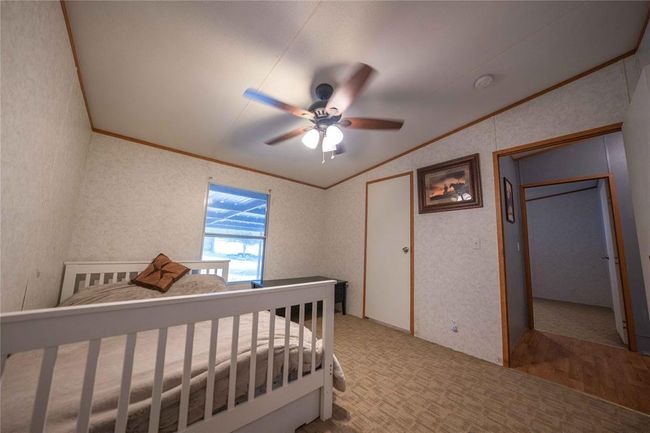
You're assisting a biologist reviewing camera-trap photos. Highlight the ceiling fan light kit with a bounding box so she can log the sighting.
[243,63,405,163]
[301,129,320,149]
[323,125,343,150]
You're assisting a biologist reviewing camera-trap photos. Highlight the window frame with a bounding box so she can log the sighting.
[200,180,270,283]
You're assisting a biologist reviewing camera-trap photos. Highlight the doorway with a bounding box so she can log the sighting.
[493,126,641,363]
[492,126,650,414]
[520,176,630,348]
[363,171,414,334]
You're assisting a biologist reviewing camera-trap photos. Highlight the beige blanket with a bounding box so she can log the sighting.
[1,276,345,433]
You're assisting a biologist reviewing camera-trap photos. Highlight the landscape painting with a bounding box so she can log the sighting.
[417,153,483,213]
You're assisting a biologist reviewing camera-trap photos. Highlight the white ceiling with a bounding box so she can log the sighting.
[66,1,649,188]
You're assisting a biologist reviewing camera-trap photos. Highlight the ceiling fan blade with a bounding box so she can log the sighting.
[244,89,314,120]
[325,63,375,116]
[339,117,404,130]
[265,127,312,145]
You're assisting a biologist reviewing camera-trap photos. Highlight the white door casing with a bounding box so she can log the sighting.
[598,179,628,345]
[364,173,412,332]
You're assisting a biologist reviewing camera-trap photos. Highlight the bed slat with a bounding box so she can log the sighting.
[30,346,58,433]
[283,305,290,386]
[227,315,240,410]
[115,333,137,433]
[204,319,219,420]
[178,323,195,430]
[320,291,334,420]
[266,310,275,394]
[247,311,259,402]
[148,328,168,433]
[311,301,317,374]
[77,339,101,433]
[298,304,305,379]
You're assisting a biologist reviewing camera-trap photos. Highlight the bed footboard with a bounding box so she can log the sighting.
[1,280,335,433]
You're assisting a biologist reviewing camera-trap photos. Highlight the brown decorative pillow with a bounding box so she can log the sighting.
[131,254,190,293]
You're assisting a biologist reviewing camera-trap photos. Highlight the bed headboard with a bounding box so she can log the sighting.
[60,260,230,304]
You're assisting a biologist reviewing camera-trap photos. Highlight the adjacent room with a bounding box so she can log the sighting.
[526,177,626,348]
[2,2,650,432]
[504,133,639,347]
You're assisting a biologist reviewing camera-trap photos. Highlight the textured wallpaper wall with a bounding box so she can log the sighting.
[0,2,92,312]
[321,60,633,364]
[67,133,327,282]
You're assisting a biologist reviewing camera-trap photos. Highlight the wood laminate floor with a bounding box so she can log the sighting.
[299,315,650,432]
[511,329,650,416]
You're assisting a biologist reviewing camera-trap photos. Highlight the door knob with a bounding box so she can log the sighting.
[402,246,409,253]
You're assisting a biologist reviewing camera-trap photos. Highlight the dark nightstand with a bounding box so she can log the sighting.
[251,276,347,315]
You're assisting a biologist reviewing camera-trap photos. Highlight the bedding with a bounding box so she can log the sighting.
[60,273,229,306]
[1,277,345,433]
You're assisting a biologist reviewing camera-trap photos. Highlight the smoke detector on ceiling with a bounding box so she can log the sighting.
[474,74,494,89]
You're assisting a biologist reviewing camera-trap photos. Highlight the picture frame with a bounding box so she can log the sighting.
[503,177,515,223]
[416,153,483,214]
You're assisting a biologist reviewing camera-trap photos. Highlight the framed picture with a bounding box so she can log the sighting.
[503,177,515,223]
[416,153,482,214]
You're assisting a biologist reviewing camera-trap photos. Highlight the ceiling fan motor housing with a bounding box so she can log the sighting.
[314,83,334,101]
[309,83,340,126]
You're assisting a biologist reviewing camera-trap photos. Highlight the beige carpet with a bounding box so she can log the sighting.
[299,315,649,433]
[533,298,625,348]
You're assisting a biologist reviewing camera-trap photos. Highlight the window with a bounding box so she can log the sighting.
[202,184,269,282]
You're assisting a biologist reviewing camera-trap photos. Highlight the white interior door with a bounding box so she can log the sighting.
[365,174,412,332]
[598,180,628,345]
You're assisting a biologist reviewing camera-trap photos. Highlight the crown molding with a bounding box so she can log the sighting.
[60,0,93,128]
[92,128,327,190]
[324,49,635,189]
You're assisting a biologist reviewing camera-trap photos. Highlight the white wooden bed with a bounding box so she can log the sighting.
[0,260,335,433]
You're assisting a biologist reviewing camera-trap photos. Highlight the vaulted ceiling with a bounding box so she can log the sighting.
[65,1,649,188]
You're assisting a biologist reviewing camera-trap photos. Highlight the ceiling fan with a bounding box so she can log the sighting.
[243,63,404,162]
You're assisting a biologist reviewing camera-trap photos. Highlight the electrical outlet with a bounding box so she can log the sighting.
[471,238,481,250]
[451,320,458,333]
